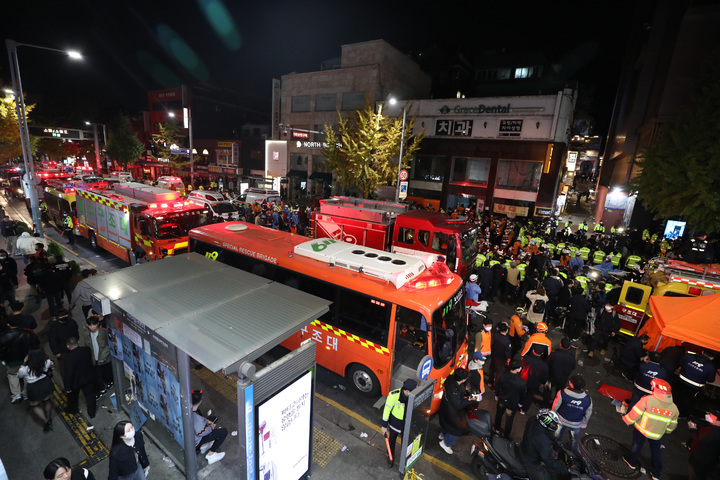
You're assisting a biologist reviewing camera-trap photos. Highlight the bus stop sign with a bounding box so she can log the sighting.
[416,355,433,381]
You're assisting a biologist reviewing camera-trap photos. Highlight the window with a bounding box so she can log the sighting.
[397,227,415,244]
[336,291,390,346]
[625,286,648,303]
[418,230,430,247]
[513,66,542,79]
[495,160,542,192]
[341,92,366,111]
[451,157,490,186]
[316,93,337,112]
[394,307,428,367]
[412,155,445,182]
[292,95,311,112]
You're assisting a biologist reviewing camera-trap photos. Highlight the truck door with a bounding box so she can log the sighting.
[615,281,653,336]
[135,215,154,257]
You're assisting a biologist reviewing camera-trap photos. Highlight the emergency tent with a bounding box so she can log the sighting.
[639,294,720,352]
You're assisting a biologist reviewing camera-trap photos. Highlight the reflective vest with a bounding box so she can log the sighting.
[605,282,614,294]
[623,394,678,440]
[593,250,606,265]
[610,226,617,234]
[650,233,658,243]
[555,243,565,256]
[39,201,48,212]
[382,389,407,433]
[63,216,73,229]
[579,247,591,261]
[626,255,641,268]
[517,263,527,281]
[578,223,588,231]
[612,253,622,267]
[594,224,605,232]
[642,229,650,241]
[521,333,552,359]
[568,246,577,257]
[559,271,567,280]
[575,275,589,294]
[476,329,492,356]
[488,260,500,268]
[545,244,555,256]
[475,253,486,268]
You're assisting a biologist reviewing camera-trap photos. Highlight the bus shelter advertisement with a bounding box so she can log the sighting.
[256,370,313,480]
[401,380,435,473]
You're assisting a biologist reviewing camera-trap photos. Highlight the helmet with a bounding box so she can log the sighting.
[537,409,560,431]
[576,251,582,256]
[536,322,548,333]
[469,274,478,282]
[651,378,672,394]
[515,307,527,316]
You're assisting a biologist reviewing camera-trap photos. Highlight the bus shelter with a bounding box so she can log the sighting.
[85,253,331,480]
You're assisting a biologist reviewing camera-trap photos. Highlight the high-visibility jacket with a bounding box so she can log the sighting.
[579,247,591,261]
[623,393,678,440]
[517,263,527,281]
[612,253,622,267]
[642,229,650,241]
[475,253,486,268]
[610,226,617,234]
[488,260,500,268]
[592,250,606,265]
[594,224,605,233]
[475,329,492,357]
[521,332,552,359]
[555,243,565,256]
[578,223,588,232]
[575,275,589,294]
[568,246,577,257]
[626,255,641,268]
[545,243,555,256]
[62,216,74,229]
[382,389,407,433]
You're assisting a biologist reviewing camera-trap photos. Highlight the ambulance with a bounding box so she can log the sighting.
[615,257,720,335]
[74,182,210,264]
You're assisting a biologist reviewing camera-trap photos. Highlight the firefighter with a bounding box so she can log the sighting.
[381,378,417,468]
[675,350,717,418]
[623,378,679,480]
[521,322,552,360]
[62,213,75,246]
[508,307,528,357]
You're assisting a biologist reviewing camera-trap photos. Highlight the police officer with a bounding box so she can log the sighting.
[680,232,715,264]
[676,349,717,418]
[381,378,417,468]
[62,213,75,246]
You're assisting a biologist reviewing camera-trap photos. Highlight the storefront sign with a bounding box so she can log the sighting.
[534,206,553,217]
[291,131,309,139]
[498,120,523,137]
[438,104,511,114]
[493,203,529,216]
[566,151,578,171]
[434,119,473,136]
[217,141,234,147]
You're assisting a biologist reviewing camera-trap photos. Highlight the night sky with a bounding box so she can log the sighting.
[3,0,639,130]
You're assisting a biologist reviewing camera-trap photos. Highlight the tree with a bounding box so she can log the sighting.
[630,54,720,235]
[105,114,145,167]
[151,121,189,172]
[0,95,37,164]
[323,103,422,199]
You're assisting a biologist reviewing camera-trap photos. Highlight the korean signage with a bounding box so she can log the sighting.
[566,151,578,171]
[265,140,288,177]
[438,104,511,114]
[498,120,523,137]
[291,131,310,139]
[434,119,473,137]
[28,126,84,140]
[493,203,529,216]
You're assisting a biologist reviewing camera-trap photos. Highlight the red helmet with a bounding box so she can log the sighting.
[651,378,672,394]
[536,322,548,333]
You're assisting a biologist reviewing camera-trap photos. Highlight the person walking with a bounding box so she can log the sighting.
[622,378,679,480]
[548,337,576,400]
[438,369,478,454]
[108,420,150,480]
[475,318,493,360]
[63,336,97,418]
[51,255,73,306]
[79,315,113,395]
[15,231,36,264]
[381,378,417,468]
[0,314,40,404]
[192,389,228,464]
[0,216,18,256]
[494,358,526,439]
[48,309,78,375]
[69,269,99,319]
[552,375,592,452]
[467,352,486,398]
[8,301,37,330]
[43,457,96,480]
[17,347,55,432]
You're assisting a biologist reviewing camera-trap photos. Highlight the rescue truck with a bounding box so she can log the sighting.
[312,196,478,278]
[74,182,210,264]
[615,257,720,336]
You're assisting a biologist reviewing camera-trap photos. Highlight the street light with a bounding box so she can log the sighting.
[6,39,83,237]
[389,98,407,203]
[85,121,107,174]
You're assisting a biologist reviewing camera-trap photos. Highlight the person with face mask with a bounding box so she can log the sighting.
[108,420,150,480]
[588,302,620,358]
[381,378,417,468]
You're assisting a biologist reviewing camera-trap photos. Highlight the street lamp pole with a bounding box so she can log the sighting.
[185,107,194,189]
[395,106,407,204]
[85,121,107,174]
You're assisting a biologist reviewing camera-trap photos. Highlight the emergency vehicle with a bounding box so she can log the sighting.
[74,182,210,264]
[615,257,720,335]
[43,177,108,228]
[312,196,478,278]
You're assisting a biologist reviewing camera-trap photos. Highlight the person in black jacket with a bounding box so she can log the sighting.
[520,345,550,413]
[520,409,570,480]
[48,309,78,375]
[0,314,40,403]
[567,288,591,341]
[489,322,511,387]
[688,409,720,480]
[548,338,576,400]
[43,457,96,480]
[494,359,526,439]
[618,334,649,381]
[588,302,620,358]
[63,337,97,418]
[108,420,150,480]
[438,369,478,454]
[0,250,18,288]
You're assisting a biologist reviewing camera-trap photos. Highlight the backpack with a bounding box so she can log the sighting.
[532,299,546,314]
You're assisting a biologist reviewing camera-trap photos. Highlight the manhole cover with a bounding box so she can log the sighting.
[581,434,641,479]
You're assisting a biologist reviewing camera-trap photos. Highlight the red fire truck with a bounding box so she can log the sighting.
[615,258,720,336]
[313,197,478,278]
[74,182,210,264]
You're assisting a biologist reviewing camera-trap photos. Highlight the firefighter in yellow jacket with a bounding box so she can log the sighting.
[381,378,417,468]
[622,378,679,480]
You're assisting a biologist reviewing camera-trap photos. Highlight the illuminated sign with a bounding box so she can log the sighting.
[567,151,578,171]
[438,104,511,115]
[434,119,473,136]
[28,126,84,140]
[291,131,309,139]
[493,203,529,216]
[498,120,523,137]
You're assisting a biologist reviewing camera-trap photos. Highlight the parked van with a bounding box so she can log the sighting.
[155,176,185,192]
[242,188,281,205]
[109,171,133,182]
[187,190,240,221]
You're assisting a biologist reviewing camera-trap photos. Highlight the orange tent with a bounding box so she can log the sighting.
[639,294,720,352]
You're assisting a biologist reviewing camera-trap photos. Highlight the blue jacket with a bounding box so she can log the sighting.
[552,388,592,428]
[634,361,668,394]
[679,353,717,388]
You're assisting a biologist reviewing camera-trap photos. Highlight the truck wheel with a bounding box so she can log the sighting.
[346,364,380,397]
[89,231,99,251]
[471,455,489,479]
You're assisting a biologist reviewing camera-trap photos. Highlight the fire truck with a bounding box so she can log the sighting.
[312,196,478,278]
[74,182,210,264]
[615,257,720,335]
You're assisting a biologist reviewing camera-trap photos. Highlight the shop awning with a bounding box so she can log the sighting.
[85,253,331,374]
[287,169,308,179]
[309,171,332,182]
